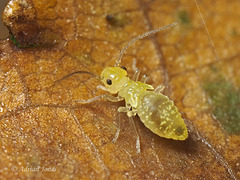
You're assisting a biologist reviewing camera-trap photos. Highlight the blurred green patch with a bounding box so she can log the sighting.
[231,28,238,37]
[10,35,37,48]
[203,76,240,134]
[177,10,191,25]
[106,13,131,28]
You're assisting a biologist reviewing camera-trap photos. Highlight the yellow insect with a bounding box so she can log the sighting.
[59,22,188,153]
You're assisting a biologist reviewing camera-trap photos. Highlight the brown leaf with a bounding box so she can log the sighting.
[0,0,239,179]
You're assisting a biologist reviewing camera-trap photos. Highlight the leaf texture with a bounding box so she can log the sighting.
[0,0,239,179]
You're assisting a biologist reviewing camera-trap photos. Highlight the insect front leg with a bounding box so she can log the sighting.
[75,94,124,103]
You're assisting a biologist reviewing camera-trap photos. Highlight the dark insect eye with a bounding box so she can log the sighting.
[121,66,127,71]
[106,79,112,85]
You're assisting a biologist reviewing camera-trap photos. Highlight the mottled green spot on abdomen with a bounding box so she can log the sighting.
[175,126,185,136]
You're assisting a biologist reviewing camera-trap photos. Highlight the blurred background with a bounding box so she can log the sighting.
[0,0,10,39]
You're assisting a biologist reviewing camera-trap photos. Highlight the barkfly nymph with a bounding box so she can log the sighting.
[57,22,188,153]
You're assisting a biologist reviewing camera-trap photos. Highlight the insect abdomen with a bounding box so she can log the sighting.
[137,91,188,140]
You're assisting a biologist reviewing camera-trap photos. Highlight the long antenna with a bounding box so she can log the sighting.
[193,0,220,61]
[53,71,99,86]
[115,22,178,67]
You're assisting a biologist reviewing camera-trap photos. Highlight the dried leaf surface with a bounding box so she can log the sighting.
[0,0,239,179]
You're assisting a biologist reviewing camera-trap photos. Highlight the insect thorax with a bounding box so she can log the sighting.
[118,80,154,108]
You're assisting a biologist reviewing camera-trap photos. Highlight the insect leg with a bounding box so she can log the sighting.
[133,68,140,81]
[112,106,128,143]
[112,111,122,143]
[96,85,108,91]
[129,116,141,154]
[114,106,140,153]
[140,74,148,83]
[154,85,165,93]
[75,94,124,103]
[132,59,137,71]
